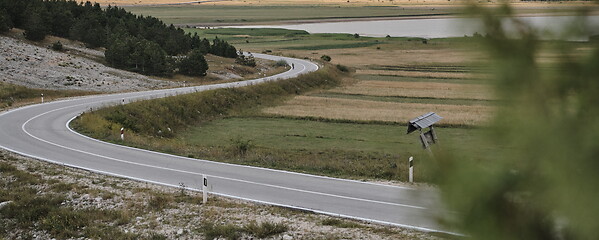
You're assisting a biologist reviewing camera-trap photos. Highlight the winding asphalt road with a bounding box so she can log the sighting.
[0,54,452,234]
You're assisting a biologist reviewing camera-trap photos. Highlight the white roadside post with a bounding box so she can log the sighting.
[120,128,124,141]
[409,156,414,183]
[41,93,44,103]
[121,98,125,105]
[202,174,208,204]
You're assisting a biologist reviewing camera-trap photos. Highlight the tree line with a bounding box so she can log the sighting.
[0,0,239,76]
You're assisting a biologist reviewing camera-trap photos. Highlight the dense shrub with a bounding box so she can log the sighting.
[272,59,288,67]
[335,64,349,72]
[235,54,256,67]
[243,220,288,238]
[51,41,63,51]
[201,220,288,239]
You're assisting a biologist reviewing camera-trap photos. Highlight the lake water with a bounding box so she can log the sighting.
[228,15,599,40]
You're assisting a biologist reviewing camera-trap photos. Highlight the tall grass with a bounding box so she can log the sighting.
[321,218,363,228]
[200,220,289,239]
[73,65,342,140]
[243,220,289,238]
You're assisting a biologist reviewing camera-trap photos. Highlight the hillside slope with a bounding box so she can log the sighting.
[0,33,177,93]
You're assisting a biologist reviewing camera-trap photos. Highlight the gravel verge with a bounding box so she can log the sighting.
[0,149,443,240]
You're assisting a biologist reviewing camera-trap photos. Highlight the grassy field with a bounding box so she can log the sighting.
[262,96,493,126]
[181,116,494,179]
[200,28,494,126]
[327,81,493,100]
[118,2,594,27]
[183,116,492,155]
[123,5,461,25]
[187,27,417,48]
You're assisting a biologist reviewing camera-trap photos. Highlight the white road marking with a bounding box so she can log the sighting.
[20,104,426,210]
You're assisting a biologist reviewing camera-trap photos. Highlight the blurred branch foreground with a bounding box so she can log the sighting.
[434,3,599,240]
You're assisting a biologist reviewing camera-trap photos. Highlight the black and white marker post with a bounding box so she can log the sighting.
[41,93,44,103]
[120,128,124,141]
[408,156,414,183]
[202,174,208,204]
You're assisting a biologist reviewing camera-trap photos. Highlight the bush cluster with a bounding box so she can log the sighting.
[272,59,288,67]
[50,41,63,51]
[235,54,256,67]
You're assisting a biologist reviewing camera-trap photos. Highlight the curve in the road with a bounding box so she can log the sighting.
[0,54,454,234]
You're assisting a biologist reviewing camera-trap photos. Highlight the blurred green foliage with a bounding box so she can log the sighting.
[434,3,599,240]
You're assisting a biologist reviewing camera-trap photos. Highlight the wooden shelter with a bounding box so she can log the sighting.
[407,112,442,150]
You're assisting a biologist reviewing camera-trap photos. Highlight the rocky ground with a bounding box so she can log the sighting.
[0,150,443,239]
[0,32,179,93]
[0,30,286,94]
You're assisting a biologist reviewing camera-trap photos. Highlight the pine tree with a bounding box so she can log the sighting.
[70,13,106,48]
[178,49,209,77]
[198,38,211,54]
[0,9,13,32]
[23,3,49,41]
[1,0,31,28]
[48,8,74,37]
[105,34,134,68]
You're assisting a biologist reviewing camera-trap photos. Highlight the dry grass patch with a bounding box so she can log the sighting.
[356,69,481,79]
[263,96,493,126]
[288,48,481,68]
[329,80,494,100]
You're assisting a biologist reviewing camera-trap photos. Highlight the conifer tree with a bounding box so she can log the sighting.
[178,49,209,77]
[0,9,12,32]
[23,3,48,41]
